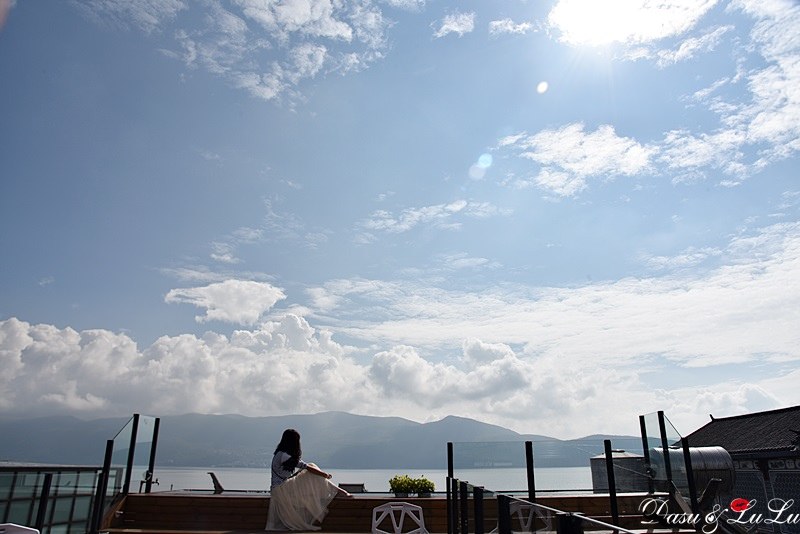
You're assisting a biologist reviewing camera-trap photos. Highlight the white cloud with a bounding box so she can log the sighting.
[433,11,475,38]
[3,221,800,436]
[548,0,719,46]
[234,69,284,101]
[500,123,656,196]
[383,0,425,11]
[287,42,328,82]
[656,25,733,67]
[656,1,800,184]
[641,246,723,271]
[659,128,746,181]
[737,3,800,149]
[165,279,286,325]
[236,0,353,43]
[591,0,800,187]
[436,252,500,271]
[359,199,504,234]
[530,168,586,197]
[312,222,800,371]
[76,0,187,33]
[79,0,390,103]
[0,314,374,419]
[462,338,515,364]
[488,18,533,37]
[3,310,793,436]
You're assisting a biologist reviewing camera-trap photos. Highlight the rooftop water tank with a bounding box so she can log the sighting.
[590,450,649,493]
[648,446,734,496]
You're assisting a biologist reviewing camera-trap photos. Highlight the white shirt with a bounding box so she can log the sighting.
[270,451,307,490]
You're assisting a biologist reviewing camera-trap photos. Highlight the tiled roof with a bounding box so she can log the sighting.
[686,405,800,454]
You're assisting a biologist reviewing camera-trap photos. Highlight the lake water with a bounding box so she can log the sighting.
[148,466,593,494]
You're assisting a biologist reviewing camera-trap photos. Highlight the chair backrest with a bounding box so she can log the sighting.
[489,501,552,534]
[0,524,40,534]
[371,502,429,534]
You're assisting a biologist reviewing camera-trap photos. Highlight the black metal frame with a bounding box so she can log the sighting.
[525,440,535,502]
[145,417,161,494]
[638,415,655,493]
[603,439,619,526]
[122,413,140,496]
[33,473,53,532]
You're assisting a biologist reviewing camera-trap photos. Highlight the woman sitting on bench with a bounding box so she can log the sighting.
[266,428,352,531]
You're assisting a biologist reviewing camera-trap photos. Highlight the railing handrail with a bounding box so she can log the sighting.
[505,494,641,534]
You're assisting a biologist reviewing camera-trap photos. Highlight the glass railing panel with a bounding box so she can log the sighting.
[0,472,13,501]
[7,498,35,525]
[662,413,690,494]
[77,470,97,494]
[534,438,602,494]
[451,441,529,493]
[109,415,135,495]
[13,472,43,499]
[453,437,651,496]
[72,494,92,522]
[0,467,103,534]
[130,415,157,493]
[642,411,690,494]
[51,494,73,525]
[642,411,670,489]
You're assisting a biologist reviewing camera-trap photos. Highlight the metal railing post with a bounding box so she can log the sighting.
[657,411,673,486]
[473,486,484,534]
[90,439,114,534]
[448,442,454,478]
[604,440,620,526]
[556,512,584,534]
[34,472,53,532]
[446,476,453,534]
[145,417,160,493]
[447,443,454,534]
[525,440,536,502]
[451,477,460,534]
[122,413,140,495]
[459,481,469,534]
[497,494,511,534]
[639,415,655,493]
[682,437,698,513]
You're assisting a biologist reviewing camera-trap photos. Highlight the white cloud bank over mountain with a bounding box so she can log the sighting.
[2,222,798,437]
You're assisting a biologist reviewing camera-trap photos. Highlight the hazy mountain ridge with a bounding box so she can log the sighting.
[0,412,638,469]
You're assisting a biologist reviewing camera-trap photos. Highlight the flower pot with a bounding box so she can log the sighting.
[394,492,409,498]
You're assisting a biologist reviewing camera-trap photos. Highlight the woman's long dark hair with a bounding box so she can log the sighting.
[274,428,302,470]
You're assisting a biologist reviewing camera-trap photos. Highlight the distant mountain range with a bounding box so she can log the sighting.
[0,412,642,469]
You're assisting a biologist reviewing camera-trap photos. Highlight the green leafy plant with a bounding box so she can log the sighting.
[389,475,436,495]
[389,474,416,494]
[414,476,435,495]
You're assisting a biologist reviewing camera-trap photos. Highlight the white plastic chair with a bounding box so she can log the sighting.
[0,524,40,534]
[371,502,430,534]
[489,501,553,533]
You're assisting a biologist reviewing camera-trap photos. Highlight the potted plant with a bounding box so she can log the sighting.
[414,476,435,497]
[389,474,415,497]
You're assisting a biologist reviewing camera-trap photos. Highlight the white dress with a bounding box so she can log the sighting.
[266,454,339,531]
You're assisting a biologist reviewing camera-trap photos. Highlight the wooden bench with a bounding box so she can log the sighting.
[103,491,663,534]
[104,494,448,533]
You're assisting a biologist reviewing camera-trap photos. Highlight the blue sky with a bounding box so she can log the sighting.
[1,0,799,438]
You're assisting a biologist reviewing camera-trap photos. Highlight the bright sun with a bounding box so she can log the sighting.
[548,0,719,47]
